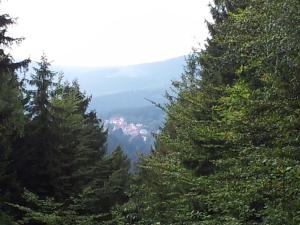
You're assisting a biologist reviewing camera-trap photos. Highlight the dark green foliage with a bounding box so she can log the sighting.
[79,146,130,217]
[13,55,57,197]
[112,0,300,224]
[7,190,100,225]
[49,80,108,200]
[0,211,15,225]
[0,11,29,209]
[9,57,130,224]
[0,3,131,225]
[9,146,130,225]
[3,0,300,224]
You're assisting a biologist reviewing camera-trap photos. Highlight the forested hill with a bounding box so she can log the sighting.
[59,56,185,96]
[64,57,184,161]
[1,0,300,224]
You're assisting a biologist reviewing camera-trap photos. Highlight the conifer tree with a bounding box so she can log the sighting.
[112,0,300,224]
[80,146,130,216]
[0,12,29,201]
[13,55,57,197]
[0,11,29,225]
[49,80,108,200]
[11,61,131,223]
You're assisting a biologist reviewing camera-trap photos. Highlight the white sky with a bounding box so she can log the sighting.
[1,0,212,67]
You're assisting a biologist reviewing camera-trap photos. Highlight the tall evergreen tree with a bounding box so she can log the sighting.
[0,12,29,201]
[80,146,130,217]
[0,4,132,224]
[49,80,108,200]
[0,11,29,225]
[112,0,300,224]
[13,55,57,196]
[11,61,131,224]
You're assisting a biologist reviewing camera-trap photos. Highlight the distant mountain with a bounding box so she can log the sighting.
[58,56,185,97]
[90,88,167,114]
[54,56,185,160]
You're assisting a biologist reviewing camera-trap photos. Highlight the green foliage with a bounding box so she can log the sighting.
[8,190,103,225]
[3,0,300,224]
[112,0,300,224]
[13,55,58,197]
[10,58,131,223]
[79,146,130,217]
[0,3,132,224]
[0,9,29,217]
[0,211,16,225]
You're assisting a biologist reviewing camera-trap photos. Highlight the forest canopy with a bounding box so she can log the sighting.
[1,0,300,224]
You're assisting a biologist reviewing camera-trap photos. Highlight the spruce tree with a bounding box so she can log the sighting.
[112,0,300,224]
[0,12,29,201]
[49,80,108,200]
[0,10,29,225]
[13,55,56,196]
[80,146,130,216]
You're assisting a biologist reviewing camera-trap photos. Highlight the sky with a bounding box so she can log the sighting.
[1,0,212,67]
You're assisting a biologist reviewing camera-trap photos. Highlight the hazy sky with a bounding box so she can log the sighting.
[1,0,212,67]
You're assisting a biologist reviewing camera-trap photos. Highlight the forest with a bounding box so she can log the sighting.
[1,0,300,224]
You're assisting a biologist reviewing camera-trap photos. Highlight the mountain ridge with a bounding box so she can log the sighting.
[58,55,185,96]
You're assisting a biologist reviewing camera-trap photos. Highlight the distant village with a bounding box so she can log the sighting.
[104,116,149,141]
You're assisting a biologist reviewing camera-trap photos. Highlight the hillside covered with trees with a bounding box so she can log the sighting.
[1,0,300,224]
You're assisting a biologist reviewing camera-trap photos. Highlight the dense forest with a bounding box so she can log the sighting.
[1,0,300,224]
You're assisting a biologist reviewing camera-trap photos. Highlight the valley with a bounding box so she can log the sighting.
[61,56,185,160]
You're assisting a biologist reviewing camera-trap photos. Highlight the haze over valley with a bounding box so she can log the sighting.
[1,0,298,224]
[59,56,186,159]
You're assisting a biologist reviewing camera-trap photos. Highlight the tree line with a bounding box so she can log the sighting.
[111,0,300,224]
[0,13,130,225]
[1,0,300,224]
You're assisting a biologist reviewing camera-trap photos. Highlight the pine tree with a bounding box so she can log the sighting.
[69,145,130,224]
[112,0,300,224]
[49,80,108,200]
[0,10,29,225]
[0,12,29,201]
[13,55,56,196]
